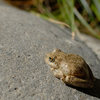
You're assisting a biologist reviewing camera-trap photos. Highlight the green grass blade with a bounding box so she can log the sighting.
[91,4,100,21]
[74,8,100,39]
[92,0,100,12]
[80,0,93,15]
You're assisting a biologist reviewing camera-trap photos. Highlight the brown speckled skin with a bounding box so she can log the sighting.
[45,49,95,88]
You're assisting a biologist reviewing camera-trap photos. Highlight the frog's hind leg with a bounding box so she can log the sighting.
[65,76,94,88]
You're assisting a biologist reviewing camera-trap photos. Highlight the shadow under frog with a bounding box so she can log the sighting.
[69,78,100,99]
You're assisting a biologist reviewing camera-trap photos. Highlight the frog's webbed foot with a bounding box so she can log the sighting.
[65,75,94,88]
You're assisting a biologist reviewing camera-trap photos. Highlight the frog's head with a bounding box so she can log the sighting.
[45,49,61,69]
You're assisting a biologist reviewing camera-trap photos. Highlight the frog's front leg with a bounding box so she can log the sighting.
[52,69,65,80]
[65,75,94,88]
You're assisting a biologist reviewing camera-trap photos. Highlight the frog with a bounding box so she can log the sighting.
[45,49,95,88]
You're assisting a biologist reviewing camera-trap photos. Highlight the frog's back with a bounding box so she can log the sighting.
[65,54,85,65]
[63,54,94,80]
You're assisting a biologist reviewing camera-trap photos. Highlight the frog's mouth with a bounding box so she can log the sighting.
[48,62,58,69]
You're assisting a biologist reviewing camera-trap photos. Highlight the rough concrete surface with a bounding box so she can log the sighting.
[0,5,100,100]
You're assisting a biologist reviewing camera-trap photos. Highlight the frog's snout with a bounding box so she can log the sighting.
[45,53,49,63]
[45,53,48,59]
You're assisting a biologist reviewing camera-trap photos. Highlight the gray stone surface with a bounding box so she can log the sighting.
[0,5,100,100]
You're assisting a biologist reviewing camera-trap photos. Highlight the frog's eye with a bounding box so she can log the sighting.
[49,57,55,62]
